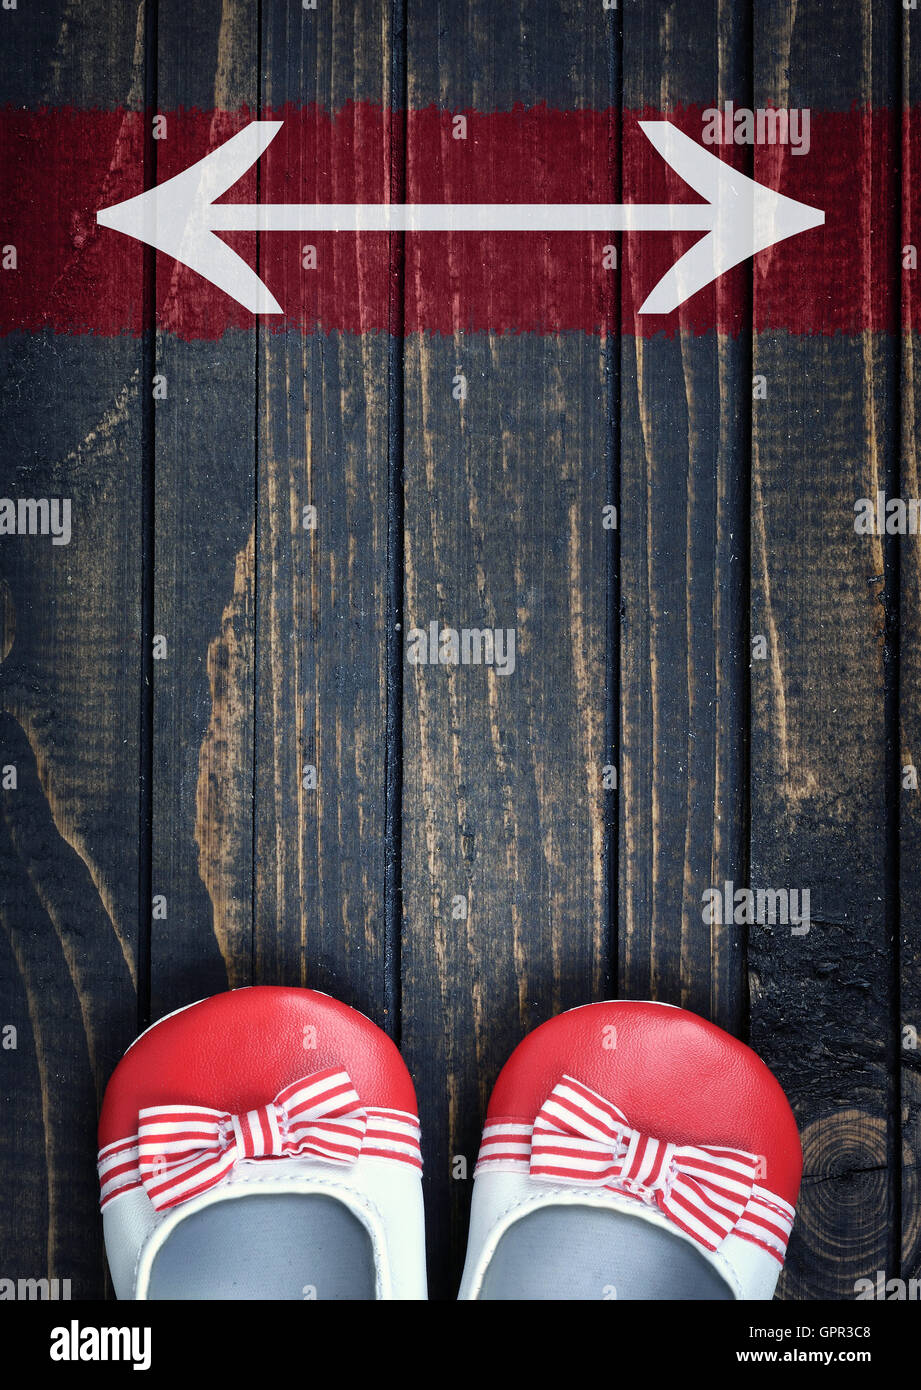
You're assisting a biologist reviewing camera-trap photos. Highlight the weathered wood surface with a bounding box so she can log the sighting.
[399,0,613,1299]
[0,0,148,1298]
[1,0,916,1302]
[618,0,749,1030]
[149,2,259,1018]
[253,0,398,1018]
[901,0,921,1288]
[748,0,900,1302]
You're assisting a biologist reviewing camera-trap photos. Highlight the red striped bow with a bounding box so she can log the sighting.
[137,1068,368,1212]
[529,1075,760,1251]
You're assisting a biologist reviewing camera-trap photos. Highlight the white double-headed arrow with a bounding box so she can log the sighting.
[97,120,824,315]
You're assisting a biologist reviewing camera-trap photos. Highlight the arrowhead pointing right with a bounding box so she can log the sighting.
[97,121,285,314]
[637,121,825,315]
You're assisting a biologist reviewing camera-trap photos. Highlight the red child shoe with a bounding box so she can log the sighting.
[459,1001,801,1300]
[97,987,426,1299]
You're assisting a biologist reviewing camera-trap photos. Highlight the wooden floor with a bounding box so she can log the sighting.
[1,0,919,1301]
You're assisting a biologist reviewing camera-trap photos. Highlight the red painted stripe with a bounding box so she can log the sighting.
[0,102,909,337]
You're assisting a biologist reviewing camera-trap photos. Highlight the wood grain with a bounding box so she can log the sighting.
[252,4,398,1021]
[0,0,147,1297]
[749,0,899,1301]
[149,3,259,1014]
[400,0,613,1299]
[0,0,915,1305]
[618,0,749,1029]
[899,0,921,1286]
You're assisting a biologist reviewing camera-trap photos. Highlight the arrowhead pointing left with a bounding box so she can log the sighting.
[637,121,826,315]
[97,121,284,314]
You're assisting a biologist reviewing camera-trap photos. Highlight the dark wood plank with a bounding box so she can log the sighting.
[749,0,899,1301]
[618,1,749,1029]
[900,0,921,1287]
[253,10,397,1012]
[149,3,259,1015]
[400,0,614,1299]
[0,0,147,1297]
[0,0,910,1307]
